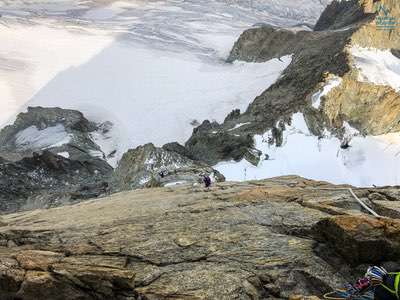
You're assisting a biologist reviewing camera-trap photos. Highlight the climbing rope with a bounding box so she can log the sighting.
[348,188,380,217]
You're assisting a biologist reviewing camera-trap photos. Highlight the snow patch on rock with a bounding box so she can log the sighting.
[351,46,400,91]
[228,122,252,131]
[15,124,72,150]
[311,76,342,109]
[57,151,70,159]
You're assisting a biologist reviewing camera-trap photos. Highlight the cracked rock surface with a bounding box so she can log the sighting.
[0,176,399,299]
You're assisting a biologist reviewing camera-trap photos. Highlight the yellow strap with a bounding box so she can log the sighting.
[381,272,400,299]
[394,273,400,300]
[381,283,397,294]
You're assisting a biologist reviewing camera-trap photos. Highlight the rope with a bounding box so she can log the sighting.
[294,186,382,217]
[348,188,380,217]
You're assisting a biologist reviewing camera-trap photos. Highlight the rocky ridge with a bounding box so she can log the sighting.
[0,176,399,299]
[0,108,224,212]
[183,0,400,165]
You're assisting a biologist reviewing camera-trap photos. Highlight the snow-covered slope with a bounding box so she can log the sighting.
[215,113,400,187]
[351,46,400,92]
[0,0,309,165]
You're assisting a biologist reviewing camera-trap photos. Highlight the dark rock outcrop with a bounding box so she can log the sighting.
[0,107,115,213]
[314,0,374,31]
[0,151,111,213]
[227,25,315,63]
[0,106,111,174]
[185,120,260,165]
[162,142,195,160]
[112,143,224,191]
[392,49,400,59]
[314,215,400,265]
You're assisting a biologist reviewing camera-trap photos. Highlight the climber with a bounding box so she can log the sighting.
[203,175,212,189]
[351,266,400,300]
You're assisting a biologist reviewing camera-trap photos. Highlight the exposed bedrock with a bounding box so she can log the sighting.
[0,176,398,299]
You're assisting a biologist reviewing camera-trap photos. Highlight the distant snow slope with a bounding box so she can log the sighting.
[215,113,400,187]
[0,0,307,165]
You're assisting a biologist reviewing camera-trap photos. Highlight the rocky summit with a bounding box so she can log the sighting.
[0,176,399,299]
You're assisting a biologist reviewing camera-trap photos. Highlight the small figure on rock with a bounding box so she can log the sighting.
[203,175,212,189]
[159,170,166,178]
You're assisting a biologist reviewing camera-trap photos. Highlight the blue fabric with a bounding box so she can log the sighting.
[326,290,374,299]
[355,290,374,300]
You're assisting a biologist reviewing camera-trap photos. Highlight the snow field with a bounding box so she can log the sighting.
[215,113,400,187]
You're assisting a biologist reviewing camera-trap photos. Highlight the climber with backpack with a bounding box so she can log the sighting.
[203,174,212,189]
[368,266,400,300]
[324,266,400,300]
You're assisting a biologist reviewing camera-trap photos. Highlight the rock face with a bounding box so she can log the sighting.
[314,215,400,265]
[185,120,260,165]
[0,151,111,213]
[112,143,225,191]
[0,106,111,173]
[314,0,374,31]
[0,107,116,213]
[184,0,400,166]
[0,176,398,299]
[227,26,316,63]
[392,49,400,59]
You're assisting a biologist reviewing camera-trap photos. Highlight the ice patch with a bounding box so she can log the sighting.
[164,181,187,187]
[351,46,400,91]
[215,113,400,187]
[89,150,105,159]
[15,124,71,150]
[228,122,251,131]
[90,122,119,167]
[139,176,151,185]
[57,151,70,159]
[311,76,342,109]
